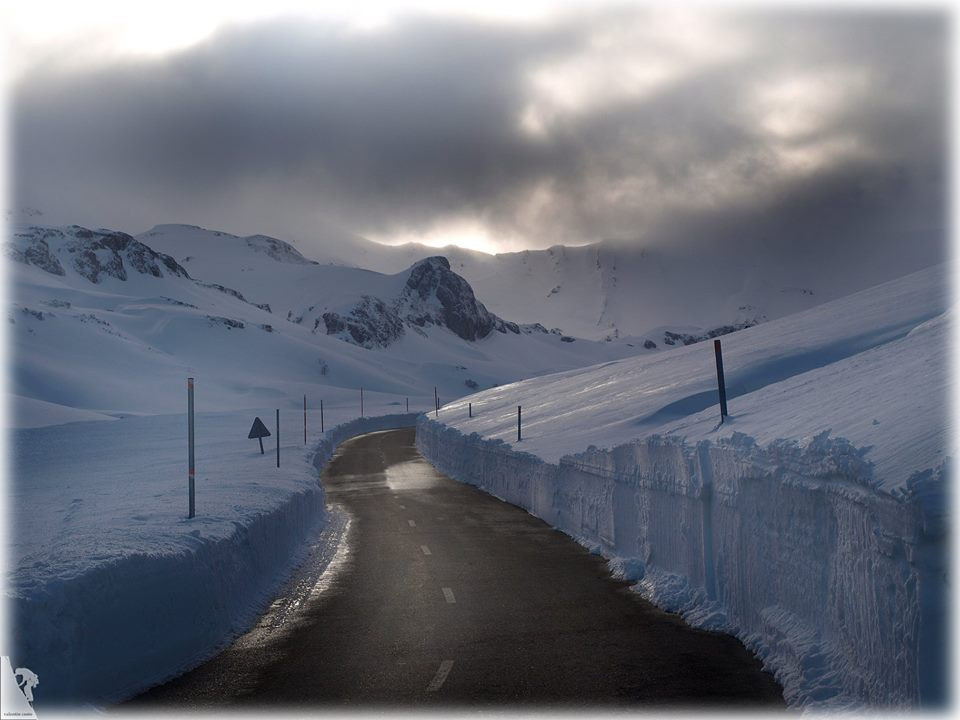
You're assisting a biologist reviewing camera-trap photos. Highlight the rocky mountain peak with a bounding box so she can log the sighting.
[400,256,497,341]
[312,256,527,349]
[8,225,190,283]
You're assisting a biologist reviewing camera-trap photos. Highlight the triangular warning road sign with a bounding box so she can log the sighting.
[248,417,271,439]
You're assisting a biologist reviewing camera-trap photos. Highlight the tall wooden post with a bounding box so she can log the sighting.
[714,339,729,420]
[517,405,522,442]
[406,397,409,413]
[434,386,439,417]
[276,408,280,468]
[187,377,195,518]
[469,402,472,418]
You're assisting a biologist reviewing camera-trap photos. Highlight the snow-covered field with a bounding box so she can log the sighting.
[416,263,951,708]
[8,407,417,705]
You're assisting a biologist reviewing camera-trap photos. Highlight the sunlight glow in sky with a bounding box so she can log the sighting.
[7,1,947,257]
[370,219,516,256]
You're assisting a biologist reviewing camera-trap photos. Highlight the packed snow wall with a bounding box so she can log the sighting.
[10,412,419,706]
[416,416,948,709]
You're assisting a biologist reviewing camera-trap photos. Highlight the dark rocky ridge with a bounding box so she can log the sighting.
[398,256,513,341]
[6,236,65,276]
[199,282,272,313]
[9,226,190,283]
[320,297,406,348]
[662,321,758,347]
[317,257,540,349]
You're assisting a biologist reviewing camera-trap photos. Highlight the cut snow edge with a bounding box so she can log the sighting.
[10,412,419,707]
[415,415,948,710]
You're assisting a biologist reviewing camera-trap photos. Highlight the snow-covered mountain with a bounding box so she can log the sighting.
[354,238,933,343]
[7,223,638,426]
[136,221,938,346]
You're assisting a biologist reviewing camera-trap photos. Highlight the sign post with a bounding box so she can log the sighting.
[188,378,195,518]
[469,402,472,418]
[517,405,522,442]
[248,417,271,453]
[714,339,729,421]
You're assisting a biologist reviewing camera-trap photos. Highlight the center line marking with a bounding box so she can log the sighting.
[442,587,456,604]
[420,545,432,555]
[426,660,454,692]
[408,519,416,527]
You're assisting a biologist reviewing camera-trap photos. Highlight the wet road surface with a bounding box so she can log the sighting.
[128,427,784,710]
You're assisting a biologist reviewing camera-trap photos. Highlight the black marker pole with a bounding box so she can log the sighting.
[714,339,729,420]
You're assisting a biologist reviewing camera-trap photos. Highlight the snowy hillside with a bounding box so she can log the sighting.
[8,223,639,426]
[139,224,543,345]
[359,238,933,343]
[427,263,949,490]
[138,221,927,345]
[417,263,951,708]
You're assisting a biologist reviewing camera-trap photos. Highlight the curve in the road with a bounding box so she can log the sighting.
[128,427,784,709]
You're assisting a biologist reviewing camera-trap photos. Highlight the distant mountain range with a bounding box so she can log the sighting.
[8,217,941,426]
[7,223,635,425]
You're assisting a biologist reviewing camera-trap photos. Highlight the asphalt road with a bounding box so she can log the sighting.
[128,427,784,710]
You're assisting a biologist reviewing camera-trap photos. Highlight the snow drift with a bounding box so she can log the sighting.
[8,413,417,706]
[415,264,951,709]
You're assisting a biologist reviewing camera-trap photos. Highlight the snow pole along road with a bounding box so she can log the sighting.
[713,339,728,419]
[131,428,783,708]
[187,377,195,518]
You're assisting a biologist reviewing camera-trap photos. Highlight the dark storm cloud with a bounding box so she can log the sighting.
[11,7,948,261]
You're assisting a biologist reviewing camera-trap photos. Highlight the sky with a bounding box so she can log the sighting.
[5,1,950,259]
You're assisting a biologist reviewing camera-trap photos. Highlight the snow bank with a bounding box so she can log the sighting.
[7,412,417,706]
[311,412,421,473]
[414,265,951,709]
[417,418,947,709]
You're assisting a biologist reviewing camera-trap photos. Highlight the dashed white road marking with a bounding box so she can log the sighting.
[399,504,407,510]
[420,545,432,556]
[426,660,454,692]
[442,587,456,604]
[408,519,417,527]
